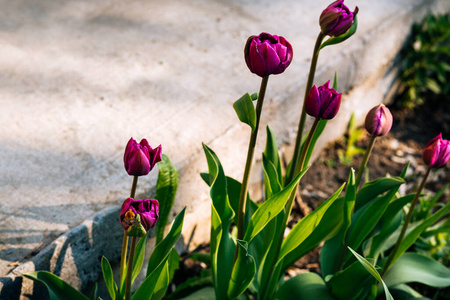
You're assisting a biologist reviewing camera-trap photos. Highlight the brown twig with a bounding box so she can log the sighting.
[8,229,48,267]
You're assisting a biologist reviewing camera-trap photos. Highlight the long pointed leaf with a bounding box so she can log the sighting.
[227,240,256,299]
[274,273,334,300]
[243,168,308,243]
[101,257,118,300]
[23,271,89,300]
[348,247,393,300]
[155,154,179,244]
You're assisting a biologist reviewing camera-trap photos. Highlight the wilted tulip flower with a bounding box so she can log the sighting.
[120,198,159,231]
[364,104,393,136]
[422,133,450,169]
[244,32,293,77]
[305,80,342,120]
[319,0,359,37]
[124,138,162,176]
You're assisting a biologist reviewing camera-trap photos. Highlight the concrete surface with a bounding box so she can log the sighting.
[0,0,449,298]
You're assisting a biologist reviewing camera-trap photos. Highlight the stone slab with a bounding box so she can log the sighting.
[0,0,449,298]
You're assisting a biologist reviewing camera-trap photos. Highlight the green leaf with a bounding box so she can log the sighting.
[320,14,358,49]
[389,284,429,300]
[132,234,147,284]
[303,119,328,170]
[178,287,216,300]
[126,214,147,237]
[262,154,282,200]
[264,126,283,186]
[89,283,98,300]
[167,269,213,300]
[348,247,394,300]
[227,240,256,299]
[332,71,338,90]
[280,183,346,270]
[383,253,450,288]
[151,255,171,300]
[243,168,308,243]
[391,201,450,264]
[233,93,256,131]
[101,257,118,300]
[328,260,372,300]
[346,181,403,261]
[355,177,405,211]
[23,271,90,300]
[168,249,181,284]
[274,273,334,300]
[321,170,356,277]
[251,92,258,101]
[155,154,179,244]
[146,208,186,277]
[202,143,234,223]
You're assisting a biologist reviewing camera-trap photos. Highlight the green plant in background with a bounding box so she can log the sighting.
[337,112,365,165]
[395,13,450,109]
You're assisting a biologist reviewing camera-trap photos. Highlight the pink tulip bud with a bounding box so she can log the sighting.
[364,104,393,136]
[422,133,450,169]
[244,32,293,77]
[305,80,342,120]
[120,198,159,231]
[319,0,359,37]
[123,138,162,176]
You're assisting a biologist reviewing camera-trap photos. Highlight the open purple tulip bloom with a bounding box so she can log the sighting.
[305,80,341,120]
[364,104,393,136]
[120,198,159,231]
[422,133,450,169]
[320,0,359,37]
[124,137,162,176]
[244,32,293,77]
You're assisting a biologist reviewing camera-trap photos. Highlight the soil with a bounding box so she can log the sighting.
[170,101,450,299]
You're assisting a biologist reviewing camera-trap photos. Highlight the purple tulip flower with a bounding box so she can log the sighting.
[120,198,159,231]
[244,32,293,77]
[364,104,393,136]
[124,138,162,176]
[305,80,342,120]
[320,0,359,37]
[422,133,450,169]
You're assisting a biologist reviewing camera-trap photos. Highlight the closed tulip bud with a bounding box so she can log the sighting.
[123,138,162,176]
[305,80,341,120]
[422,133,450,169]
[120,198,159,232]
[244,32,293,77]
[364,104,393,136]
[320,0,359,37]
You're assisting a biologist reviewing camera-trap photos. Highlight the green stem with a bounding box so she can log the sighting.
[262,118,320,299]
[236,76,269,242]
[120,176,139,286]
[355,135,377,189]
[381,167,431,276]
[287,32,324,183]
[125,236,138,300]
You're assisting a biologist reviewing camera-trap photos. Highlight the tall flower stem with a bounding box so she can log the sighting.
[236,76,269,241]
[381,167,431,276]
[120,176,139,285]
[355,135,376,189]
[124,236,138,300]
[262,118,320,299]
[287,32,324,184]
[235,75,269,254]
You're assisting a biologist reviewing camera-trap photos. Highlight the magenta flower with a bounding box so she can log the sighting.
[422,133,450,169]
[244,32,293,77]
[319,0,359,37]
[120,198,159,231]
[305,80,342,120]
[364,104,393,136]
[124,138,162,176]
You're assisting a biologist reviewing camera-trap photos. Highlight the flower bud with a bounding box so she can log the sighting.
[244,32,293,77]
[305,80,341,120]
[120,198,159,232]
[319,0,359,37]
[422,133,450,169]
[123,138,162,176]
[364,104,393,136]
